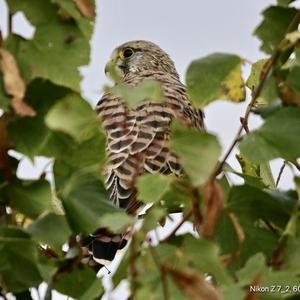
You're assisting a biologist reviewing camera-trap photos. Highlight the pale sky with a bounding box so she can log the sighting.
[0,0,297,299]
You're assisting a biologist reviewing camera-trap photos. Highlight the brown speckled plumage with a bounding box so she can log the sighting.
[82,40,204,271]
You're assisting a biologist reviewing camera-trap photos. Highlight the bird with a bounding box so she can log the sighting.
[80,40,204,272]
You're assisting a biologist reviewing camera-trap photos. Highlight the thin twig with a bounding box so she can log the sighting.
[162,209,193,242]
[8,13,13,35]
[129,233,138,298]
[292,160,300,172]
[36,287,41,300]
[0,30,3,47]
[209,10,300,180]
[275,161,286,187]
[191,187,202,236]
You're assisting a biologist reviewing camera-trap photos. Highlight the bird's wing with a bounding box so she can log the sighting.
[96,72,204,211]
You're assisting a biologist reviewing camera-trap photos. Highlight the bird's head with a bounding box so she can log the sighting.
[105,40,179,81]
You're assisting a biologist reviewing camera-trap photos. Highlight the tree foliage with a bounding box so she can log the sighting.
[0,1,300,299]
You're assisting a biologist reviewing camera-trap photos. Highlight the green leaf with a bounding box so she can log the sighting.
[235,154,266,189]
[286,66,300,94]
[160,177,193,212]
[142,206,166,232]
[7,79,72,159]
[61,173,120,233]
[5,21,90,92]
[235,155,275,189]
[53,266,103,299]
[109,79,165,108]
[5,179,53,219]
[234,226,278,272]
[27,212,72,251]
[36,254,57,282]
[261,269,300,297]
[277,0,296,6]
[8,116,49,159]
[170,124,221,186]
[112,250,129,287]
[228,185,293,228]
[222,285,245,300]
[226,185,296,270]
[259,162,276,189]
[0,228,43,292]
[137,174,173,203]
[0,72,11,111]
[239,107,300,163]
[295,176,300,199]
[79,277,104,300]
[7,0,57,26]
[282,218,300,272]
[180,234,232,284]
[246,59,268,91]
[52,0,95,39]
[186,53,245,107]
[215,212,239,255]
[40,130,106,169]
[246,59,278,104]
[254,6,298,54]
[236,253,266,286]
[99,212,133,233]
[45,93,99,142]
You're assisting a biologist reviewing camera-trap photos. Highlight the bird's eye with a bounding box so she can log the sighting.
[120,47,134,60]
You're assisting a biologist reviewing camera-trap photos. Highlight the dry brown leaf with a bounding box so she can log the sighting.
[244,274,262,300]
[73,0,96,17]
[220,252,240,266]
[202,180,224,238]
[167,267,223,300]
[0,48,26,99]
[279,82,300,107]
[0,48,36,117]
[11,97,36,117]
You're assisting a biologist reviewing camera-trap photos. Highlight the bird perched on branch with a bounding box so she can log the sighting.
[81,40,204,271]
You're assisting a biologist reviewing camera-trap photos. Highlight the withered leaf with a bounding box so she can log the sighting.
[202,180,224,238]
[168,267,223,300]
[11,97,36,117]
[279,82,300,107]
[74,0,96,17]
[0,48,36,117]
[0,48,25,99]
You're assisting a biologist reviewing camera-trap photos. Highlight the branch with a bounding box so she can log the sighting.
[162,209,193,242]
[209,10,300,180]
[8,13,12,35]
[292,160,300,172]
[275,161,286,187]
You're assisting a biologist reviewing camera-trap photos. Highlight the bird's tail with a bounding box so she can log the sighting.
[80,171,139,272]
[80,228,131,272]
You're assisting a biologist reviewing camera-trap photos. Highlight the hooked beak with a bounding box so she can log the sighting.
[105,60,114,75]
[104,59,124,82]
